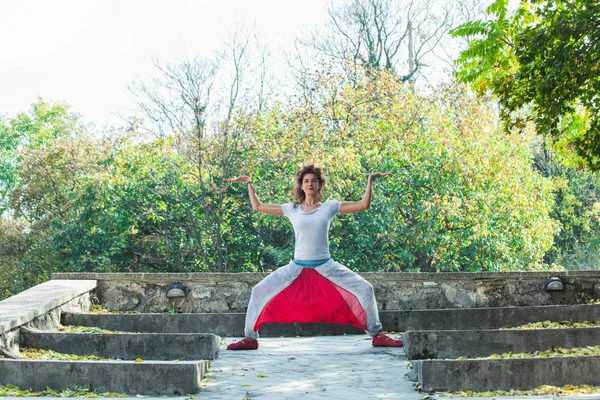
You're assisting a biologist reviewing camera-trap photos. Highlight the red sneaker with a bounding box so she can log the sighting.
[227,337,259,350]
[372,333,403,347]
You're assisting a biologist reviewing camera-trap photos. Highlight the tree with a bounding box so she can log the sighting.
[128,30,271,271]
[10,136,102,223]
[0,218,27,300]
[452,0,600,170]
[52,137,202,272]
[0,99,83,213]
[0,101,95,298]
[292,0,485,91]
[529,136,600,270]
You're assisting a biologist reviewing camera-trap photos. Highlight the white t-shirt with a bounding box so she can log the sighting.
[281,200,342,260]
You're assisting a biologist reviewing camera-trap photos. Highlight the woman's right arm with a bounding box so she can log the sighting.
[227,176,284,216]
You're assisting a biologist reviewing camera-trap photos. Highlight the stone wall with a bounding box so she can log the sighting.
[51,271,600,313]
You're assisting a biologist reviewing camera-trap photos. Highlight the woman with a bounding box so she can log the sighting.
[226,163,403,350]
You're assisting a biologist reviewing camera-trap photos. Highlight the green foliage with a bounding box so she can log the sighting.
[451,0,535,92]
[238,71,556,271]
[51,134,257,273]
[0,68,574,297]
[0,218,27,299]
[527,136,600,270]
[551,170,600,270]
[11,136,102,223]
[452,0,600,170]
[52,137,206,272]
[515,0,600,169]
[0,99,83,212]
[452,0,600,271]
[47,69,557,275]
[0,100,91,298]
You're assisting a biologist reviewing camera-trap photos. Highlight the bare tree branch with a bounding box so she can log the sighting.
[295,0,480,84]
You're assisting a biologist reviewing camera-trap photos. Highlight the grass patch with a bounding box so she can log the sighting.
[0,383,128,397]
[58,325,131,334]
[20,348,117,361]
[88,305,141,314]
[501,320,600,330]
[456,345,600,360]
[441,384,600,397]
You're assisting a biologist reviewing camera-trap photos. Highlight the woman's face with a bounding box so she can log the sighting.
[301,172,320,197]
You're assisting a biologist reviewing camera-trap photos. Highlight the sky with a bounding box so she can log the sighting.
[0,0,333,126]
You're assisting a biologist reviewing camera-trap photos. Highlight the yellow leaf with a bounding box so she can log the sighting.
[135,358,144,363]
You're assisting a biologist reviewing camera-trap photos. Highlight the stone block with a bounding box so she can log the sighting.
[399,304,600,331]
[404,327,600,360]
[20,328,221,360]
[0,359,207,395]
[415,356,600,392]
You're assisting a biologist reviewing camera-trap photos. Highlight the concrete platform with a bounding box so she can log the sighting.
[0,359,208,395]
[202,334,416,399]
[414,356,600,392]
[20,327,221,360]
[404,327,600,360]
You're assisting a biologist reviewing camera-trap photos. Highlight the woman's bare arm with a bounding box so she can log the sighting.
[227,176,284,216]
[339,173,390,214]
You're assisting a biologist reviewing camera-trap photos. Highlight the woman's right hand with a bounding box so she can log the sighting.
[227,176,252,184]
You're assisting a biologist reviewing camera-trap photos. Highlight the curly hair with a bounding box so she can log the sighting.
[294,163,327,204]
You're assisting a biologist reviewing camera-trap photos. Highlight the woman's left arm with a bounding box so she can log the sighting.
[339,173,390,214]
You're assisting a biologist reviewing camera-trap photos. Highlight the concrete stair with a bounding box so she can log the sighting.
[62,303,600,337]
[62,311,367,336]
[20,326,220,360]
[3,278,600,395]
[405,327,600,359]
[0,358,208,395]
[413,356,600,392]
[3,327,220,395]
[0,280,220,396]
[58,304,600,393]
[404,304,600,392]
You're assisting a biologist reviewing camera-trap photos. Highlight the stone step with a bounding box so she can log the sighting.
[397,303,600,331]
[62,312,367,336]
[404,327,600,360]
[20,327,220,360]
[0,359,208,395]
[62,304,600,336]
[414,356,600,392]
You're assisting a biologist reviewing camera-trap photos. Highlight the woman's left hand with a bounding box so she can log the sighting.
[369,173,390,179]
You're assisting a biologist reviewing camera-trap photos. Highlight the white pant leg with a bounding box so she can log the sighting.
[244,261,303,339]
[315,259,383,336]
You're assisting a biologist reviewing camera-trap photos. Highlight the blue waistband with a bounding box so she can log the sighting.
[293,258,331,268]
